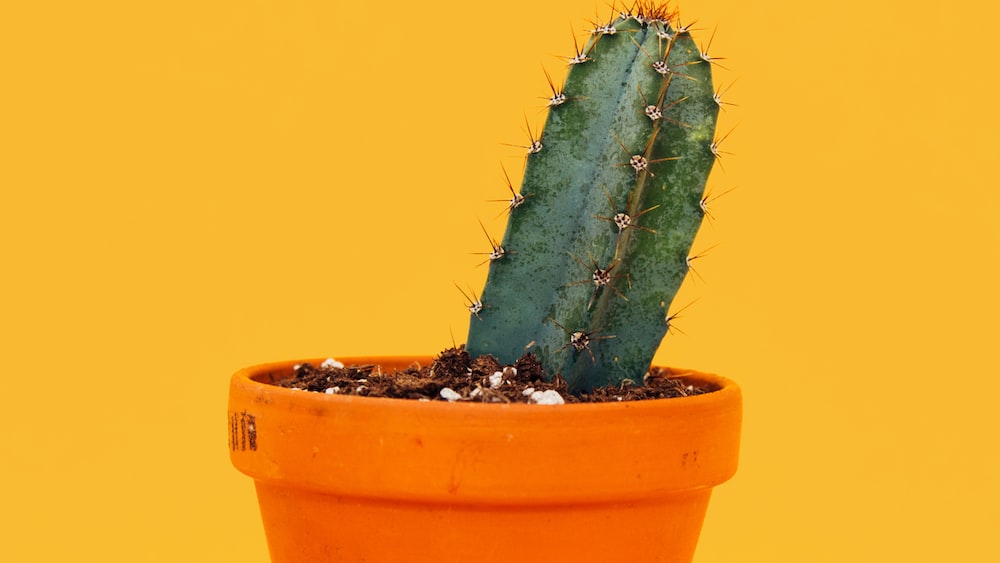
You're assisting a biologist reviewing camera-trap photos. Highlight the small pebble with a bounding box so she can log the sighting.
[321,358,345,369]
[440,387,462,402]
[529,390,565,405]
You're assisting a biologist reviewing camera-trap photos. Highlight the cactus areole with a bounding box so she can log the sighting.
[466,2,721,391]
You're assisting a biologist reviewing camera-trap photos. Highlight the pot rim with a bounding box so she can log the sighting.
[229,356,742,504]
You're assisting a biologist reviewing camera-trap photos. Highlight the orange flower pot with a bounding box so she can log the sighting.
[229,357,742,563]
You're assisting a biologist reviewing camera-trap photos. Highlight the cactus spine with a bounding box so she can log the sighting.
[466,2,721,391]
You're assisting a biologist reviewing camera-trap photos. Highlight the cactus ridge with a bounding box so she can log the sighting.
[466,1,721,391]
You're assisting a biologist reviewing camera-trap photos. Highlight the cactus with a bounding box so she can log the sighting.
[465,1,722,391]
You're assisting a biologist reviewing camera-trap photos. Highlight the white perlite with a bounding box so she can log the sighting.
[324,387,340,395]
[528,390,565,405]
[321,358,344,369]
[488,372,504,389]
[522,387,535,396]
[439,387,463,402]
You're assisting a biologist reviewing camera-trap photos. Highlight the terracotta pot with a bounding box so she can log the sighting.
[229,357,742,563]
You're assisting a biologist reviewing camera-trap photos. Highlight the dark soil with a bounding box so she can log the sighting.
[274,347,716,403]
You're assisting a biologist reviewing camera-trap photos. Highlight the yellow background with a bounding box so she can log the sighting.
[2,0,998,561]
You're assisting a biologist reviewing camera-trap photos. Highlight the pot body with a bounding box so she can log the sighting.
[229,357,742,563]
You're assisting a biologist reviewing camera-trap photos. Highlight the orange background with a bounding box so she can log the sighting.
[2,0,998,561]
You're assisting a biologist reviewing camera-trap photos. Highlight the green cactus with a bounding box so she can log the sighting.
[466,1,722,392]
